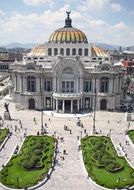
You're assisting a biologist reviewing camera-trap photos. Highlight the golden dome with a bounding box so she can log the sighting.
[28,45,47,57]
[91,45,108,57]
[49,12,88,44]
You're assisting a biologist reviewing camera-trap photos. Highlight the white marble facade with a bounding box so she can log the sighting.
[10,13,124,113]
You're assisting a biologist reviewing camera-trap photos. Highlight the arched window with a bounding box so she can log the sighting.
[63,67,73,74]
[78,48,82,56]
[54,48,58,55]
[27,65,35,70]
[60,48,64,55]
[84,48,88,56]
[100,99,107,110]
[101,66,110,71]
[100,77,109,93]
[48,48,52,56]
[29,98,35,109]
[72,48,76,55]
[66,48,70,56]
[27,76,36,92]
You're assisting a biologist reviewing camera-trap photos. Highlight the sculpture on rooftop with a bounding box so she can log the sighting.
[4,102,9,112]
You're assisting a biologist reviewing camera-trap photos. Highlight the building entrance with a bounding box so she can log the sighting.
[65,100,71,113]
[29,98,35,109]
[100,99,107,110]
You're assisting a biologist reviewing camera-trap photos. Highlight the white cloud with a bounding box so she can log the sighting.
[23,0,53,6]
[115,22,127,29]
[0,10,5,17]
[111,3,122,12]
[77,0,110,13]
[0,4,133,46]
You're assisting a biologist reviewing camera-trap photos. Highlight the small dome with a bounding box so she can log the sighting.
[49,12,88,44]
[91,45,108,58]
[28,45,47,57]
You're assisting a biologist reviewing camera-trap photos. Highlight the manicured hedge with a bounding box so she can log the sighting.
[81,136,134,189]
[0,128,9,145]
[127,130,134,144]
[0,135,56,189]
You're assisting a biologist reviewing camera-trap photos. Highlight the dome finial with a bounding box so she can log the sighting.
[65,11,72,27]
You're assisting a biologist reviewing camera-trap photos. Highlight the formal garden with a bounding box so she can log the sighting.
[127,130,134,143]
[81,135,134,189]
[0,128,9,146]
[0,135,56,189]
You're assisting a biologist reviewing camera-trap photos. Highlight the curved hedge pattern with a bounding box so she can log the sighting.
[81,136,134,189]
[0,135,56,189]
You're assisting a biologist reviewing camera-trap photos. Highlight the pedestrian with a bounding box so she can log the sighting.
[77,136,79,140]
[107,120,109,124]
[49,118,50,122]
[20,123,23,128]
[84,129,86,134]
[15,125,17,132]
[70,129,72,134]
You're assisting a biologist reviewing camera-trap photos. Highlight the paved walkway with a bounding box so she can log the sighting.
[0,100,134,190]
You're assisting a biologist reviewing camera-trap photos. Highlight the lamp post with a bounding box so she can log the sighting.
[40,71,44,134]
[16,176,19,188]
[116,176,121,188]
[93,77,97,134]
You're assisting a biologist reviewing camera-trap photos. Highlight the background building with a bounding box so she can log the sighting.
[10,12,124,113]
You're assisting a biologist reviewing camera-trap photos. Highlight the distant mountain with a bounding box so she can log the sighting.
[94,43,120,51]
[128,46,134,51]
[0,42,134,52]
[0,42,39,49]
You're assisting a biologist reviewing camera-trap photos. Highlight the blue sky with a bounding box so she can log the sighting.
[0,0,134,46]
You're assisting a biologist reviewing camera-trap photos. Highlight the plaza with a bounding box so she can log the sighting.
[0,98,134,190]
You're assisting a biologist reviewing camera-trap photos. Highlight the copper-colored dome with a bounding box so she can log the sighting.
[48,12,88,44]
[28,45,47,57]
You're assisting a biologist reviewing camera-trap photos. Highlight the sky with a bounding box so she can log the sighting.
[0,0,134,46]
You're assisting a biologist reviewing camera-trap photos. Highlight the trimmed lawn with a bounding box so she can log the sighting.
[0,128,9,145]
[127,130,134,143]
[0,135,56,189]
[81,136,134,189]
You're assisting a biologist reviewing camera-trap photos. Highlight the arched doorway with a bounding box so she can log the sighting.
[29,98,35,110]
[100,99,107,110]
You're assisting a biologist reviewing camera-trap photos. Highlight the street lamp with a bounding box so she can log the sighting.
[93,77,97,134]
[16,176,20,188]
[40,84,44,134]
[116,176,120,188]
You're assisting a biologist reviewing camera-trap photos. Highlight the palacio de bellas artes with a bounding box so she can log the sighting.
[0,3,134,189]
[9,12,124,113]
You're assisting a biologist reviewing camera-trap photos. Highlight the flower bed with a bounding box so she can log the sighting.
[127,130,134,143]
[0,135,56,189]
[0,128,9,145]
[81,136,134,189]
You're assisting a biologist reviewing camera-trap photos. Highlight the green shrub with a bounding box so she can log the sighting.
[34,149,43,155]
[21,160,35,169]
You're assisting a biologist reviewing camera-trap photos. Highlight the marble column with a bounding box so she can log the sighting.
[81,98,83,109]
[23,77,27,92]
[20,76,23,93]
[53,99,55,110]
[109,79,113,94]
[56,99,58,112]
[77,100,80,112]
[71,100,73,113]
[36,77,40,93]
[62,100,65,113]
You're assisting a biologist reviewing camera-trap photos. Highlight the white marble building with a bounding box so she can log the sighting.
[10,12,124,113]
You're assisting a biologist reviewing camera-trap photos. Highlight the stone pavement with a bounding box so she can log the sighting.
[0,99,134,190]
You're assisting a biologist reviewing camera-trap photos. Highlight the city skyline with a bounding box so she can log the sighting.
[0,0,134,46]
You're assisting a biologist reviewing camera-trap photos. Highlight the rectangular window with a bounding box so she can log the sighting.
[62,81,65,92]
[84,81,91,92]
[71,81,74,92]
[44,80,51,91]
